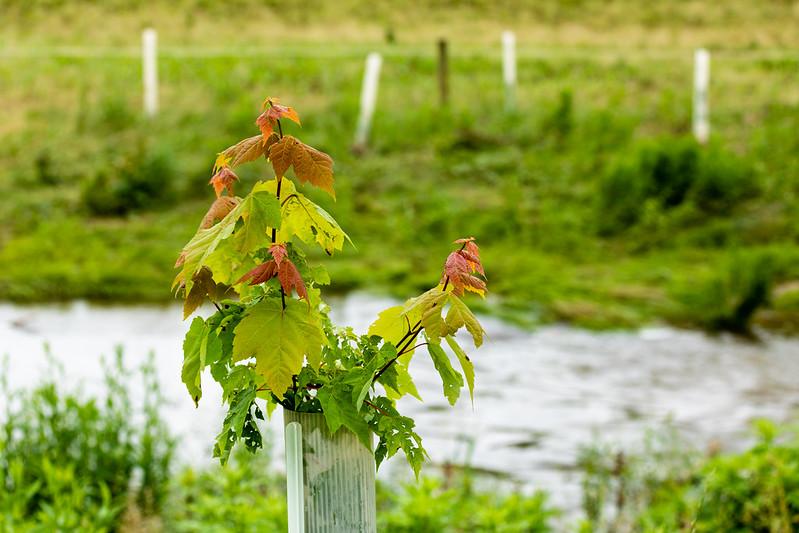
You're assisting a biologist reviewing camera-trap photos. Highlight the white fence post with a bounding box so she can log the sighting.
[502,31,517,111]
[142,28,158,117]
[692,48,710,144]
[354,52,382,149]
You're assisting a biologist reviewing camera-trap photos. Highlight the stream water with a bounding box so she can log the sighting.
[2,293,798,512]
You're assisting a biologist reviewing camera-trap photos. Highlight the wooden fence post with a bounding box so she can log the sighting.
[437,38,449,107]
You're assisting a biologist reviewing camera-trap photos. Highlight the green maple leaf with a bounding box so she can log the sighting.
[231,297,325,398]
[369,305,416,347]
[182,316,222,406]
[230,183,281,253]
[445,335,475,405]
[174,181,280,294]
[213,386,261,465]
[445,294,485,347]
[317,385,372,450]
[427,342,464,406]
[274,179,350,254]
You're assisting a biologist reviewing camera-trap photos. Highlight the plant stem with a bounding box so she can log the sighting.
[272,118,286,309]
[364,399,391,416]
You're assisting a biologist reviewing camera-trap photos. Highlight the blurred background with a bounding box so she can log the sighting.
[1,1,799,531]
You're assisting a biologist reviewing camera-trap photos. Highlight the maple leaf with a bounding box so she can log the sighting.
[256,98,301,138]
[237,260,277,285]
[183,266,224,319]
[174,181,279,293]
[209,167,239,197]
[200,196,240,229]
[268,135,296,178]
[454,237,484,276]
[219,135,267,168]
[445,335,475,405]
[445,294,485,347]
[232,298,324,397]
[276,180,349,253]
[442,239,487,297]
[182,316,222,406]
[268,135,335,197]
[236,243,308,302]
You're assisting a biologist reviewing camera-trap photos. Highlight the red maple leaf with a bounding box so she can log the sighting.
[256,97,301,138]
[442,238,487,296]
[236,243,308,301]
[209,167,239,198]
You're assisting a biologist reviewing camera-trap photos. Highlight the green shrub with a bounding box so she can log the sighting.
[579,420,799,532]
[81,143,177,216]
[596,137,757,235]
[378,475,556,532]
[0,350,175,530]
[672,250,773,333]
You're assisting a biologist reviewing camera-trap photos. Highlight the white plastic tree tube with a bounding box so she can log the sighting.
[284,410,376,533]
[285,420,305,533]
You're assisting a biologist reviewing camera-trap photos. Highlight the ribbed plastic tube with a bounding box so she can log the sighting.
[283,410,377,533]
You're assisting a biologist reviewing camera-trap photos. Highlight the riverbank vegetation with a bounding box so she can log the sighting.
[2,356,798,531]
[1,1,798,333]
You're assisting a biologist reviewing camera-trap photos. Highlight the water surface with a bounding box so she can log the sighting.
[2,294,798,510]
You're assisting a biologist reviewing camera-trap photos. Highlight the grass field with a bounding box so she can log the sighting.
[1,1,798,331]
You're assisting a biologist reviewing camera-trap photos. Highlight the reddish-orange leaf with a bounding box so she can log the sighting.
[442,242,487,297]
[209,167,239,198]
[237,260,277,285]
[277,258,308,301]
[256,111,274,138]
[220,135,266,168]
[267,135,335,197]
[266,103,301,126]
[257,98,301,140]
[269,243,289,265]
[200,196,240,229]
[236,243,308,301]
[291,139,335,198]
[269,136,296,178]
[184,267,221,319]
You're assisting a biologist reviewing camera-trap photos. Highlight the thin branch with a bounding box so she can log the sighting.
[212,301,223,313]
[364,399,391,416]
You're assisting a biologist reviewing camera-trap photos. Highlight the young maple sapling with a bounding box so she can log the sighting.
[174,97,487,474]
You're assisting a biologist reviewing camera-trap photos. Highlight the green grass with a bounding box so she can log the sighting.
[0,3,798,332]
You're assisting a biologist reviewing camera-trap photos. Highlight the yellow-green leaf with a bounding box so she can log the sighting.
[445,295,485,347]
[445,335,475,405]
[231,298,325,397]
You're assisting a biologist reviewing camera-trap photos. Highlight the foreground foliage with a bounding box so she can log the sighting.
[4,363,799,531]
[0,352,173,531]
[579,420,799,532]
